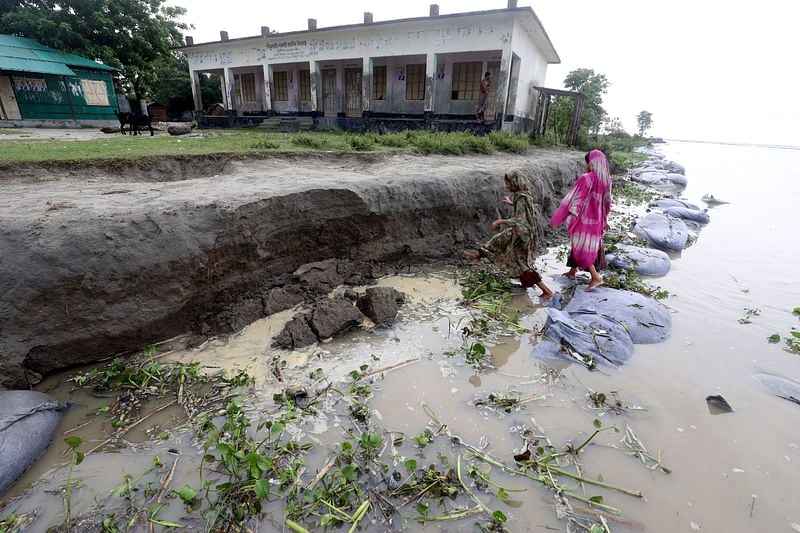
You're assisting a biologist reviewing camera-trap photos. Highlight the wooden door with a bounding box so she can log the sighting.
[485,62,500,121]
[344,68,362,118]
[322,69,337,117]
[0,76,22,120]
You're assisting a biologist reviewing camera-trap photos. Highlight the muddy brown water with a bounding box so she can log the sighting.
[3,141,800,533]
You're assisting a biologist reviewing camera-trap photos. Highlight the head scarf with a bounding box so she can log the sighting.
[587,150,611,189]
[505,168,532,195]
[505,168,538,246]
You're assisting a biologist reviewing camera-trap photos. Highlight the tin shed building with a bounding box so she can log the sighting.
[178,2,560,133]
[0,34,119,126]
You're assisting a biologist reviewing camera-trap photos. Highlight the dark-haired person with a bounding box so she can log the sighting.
[551,150,613,291]
[475,71,491,122]
[465,169,554,300]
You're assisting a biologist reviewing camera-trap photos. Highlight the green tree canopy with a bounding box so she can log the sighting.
[563,68,610,139]
[0,0,189,100]
[636,110,654,136]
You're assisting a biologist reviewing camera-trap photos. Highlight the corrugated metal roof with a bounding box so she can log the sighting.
[0,56,75,76]
[0,34,118,74]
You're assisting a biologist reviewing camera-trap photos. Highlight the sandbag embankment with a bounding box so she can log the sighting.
[533,285,671,366]
[0,151,584,388]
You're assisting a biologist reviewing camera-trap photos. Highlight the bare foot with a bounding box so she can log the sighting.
[585,278,604,291]
[464,251,481,262]
[561,271,576,280]
[538,290,554,300]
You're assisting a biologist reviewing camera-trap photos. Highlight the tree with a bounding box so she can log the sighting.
[563,68,610,138]
[604,117,629,138]
[0,0,189,100]
[636,110,654,136]
[151,55,221,117]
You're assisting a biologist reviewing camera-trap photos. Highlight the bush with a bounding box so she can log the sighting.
[248,136,281,150]
[487,131,530,153]
[345,133,377,151]
[375,132,411,148]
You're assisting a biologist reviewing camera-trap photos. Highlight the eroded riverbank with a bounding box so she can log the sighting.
[0,149,584,388]
[2,141,799,533]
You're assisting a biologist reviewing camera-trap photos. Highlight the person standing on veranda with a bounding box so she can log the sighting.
[475,72,491,122]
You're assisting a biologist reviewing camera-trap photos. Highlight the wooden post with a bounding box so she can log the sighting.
[542,95,551,136]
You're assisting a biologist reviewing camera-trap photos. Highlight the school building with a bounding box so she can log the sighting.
[178,1,561,133]
[0,34,119,126]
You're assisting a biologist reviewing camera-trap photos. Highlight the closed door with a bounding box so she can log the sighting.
[344,68,362,118]
[322,69,337,117]
[485,61,501,121]
[0,76,22,120]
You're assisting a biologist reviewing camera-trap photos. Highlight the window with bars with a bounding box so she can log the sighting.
[372,65,386,100]
[451,62,482,100]
[273,71,289,101]
[299,70,311,101]
[238,72,256,102]
[405,64,425,101]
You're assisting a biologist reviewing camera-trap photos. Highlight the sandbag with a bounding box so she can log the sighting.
[650,198,701,210]
[532,308,634,367]
[753,374,800,404]
[606,244,671,276]
[0,391,68,494]
[701,194,729,205]
[565,286,672,344]
[665,172,688,187]
[632,213,688,251]
[664,206,710,224]
[663,161,686,175]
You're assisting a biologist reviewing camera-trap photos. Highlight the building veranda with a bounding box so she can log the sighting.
[178,2,561,134]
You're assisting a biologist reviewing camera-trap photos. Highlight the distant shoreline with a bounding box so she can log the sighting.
[664,138,800,151]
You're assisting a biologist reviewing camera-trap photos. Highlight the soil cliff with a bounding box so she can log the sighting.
[0,150,583,388]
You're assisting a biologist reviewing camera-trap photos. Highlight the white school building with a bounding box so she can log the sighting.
[177,1,560,133]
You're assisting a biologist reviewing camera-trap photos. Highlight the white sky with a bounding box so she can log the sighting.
[176,0,799,146]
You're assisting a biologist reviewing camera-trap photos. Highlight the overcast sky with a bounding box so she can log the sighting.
[175,0,799,146]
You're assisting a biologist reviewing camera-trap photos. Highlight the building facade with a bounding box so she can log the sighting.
[179,3,559,133]
[0,35,119,126]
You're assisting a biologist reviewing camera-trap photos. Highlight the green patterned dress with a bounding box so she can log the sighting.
[480,169,539,278]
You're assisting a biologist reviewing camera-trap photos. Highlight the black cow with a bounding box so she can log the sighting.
[114,110,154,136]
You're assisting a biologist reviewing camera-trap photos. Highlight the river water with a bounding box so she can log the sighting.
[3,141,800,533]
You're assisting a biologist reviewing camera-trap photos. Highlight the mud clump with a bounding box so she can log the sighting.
[357,286,406,326]
[273,297,364,349]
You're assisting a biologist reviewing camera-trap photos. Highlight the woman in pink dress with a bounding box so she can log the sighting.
[551,150,612,291]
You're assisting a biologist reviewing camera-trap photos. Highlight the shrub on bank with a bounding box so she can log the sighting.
[487,131,530,153]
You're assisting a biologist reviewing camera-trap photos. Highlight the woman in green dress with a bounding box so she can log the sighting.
[465,169,554,300]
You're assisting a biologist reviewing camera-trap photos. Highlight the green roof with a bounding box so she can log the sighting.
[0,34,118,76]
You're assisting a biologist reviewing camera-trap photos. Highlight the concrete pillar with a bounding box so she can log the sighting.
[261,26,270,37]
[429,4,439,17]
[494,39,513,125]
[190,70,202,111]
[262,64,273,112]
[309,61,319,113]
[222,67,234,110]
[362,57,372,112]
[423,53,437,113]
[185,36,194,46]
[364,12,373,24]
[507,0,518,7]
[308,18,317,30]
[220,31,229,41]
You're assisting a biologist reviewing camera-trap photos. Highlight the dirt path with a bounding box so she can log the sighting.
[0,149,583,388]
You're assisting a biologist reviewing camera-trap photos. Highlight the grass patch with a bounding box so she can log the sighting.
[0,129,20,135]
[0,129,541,165]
